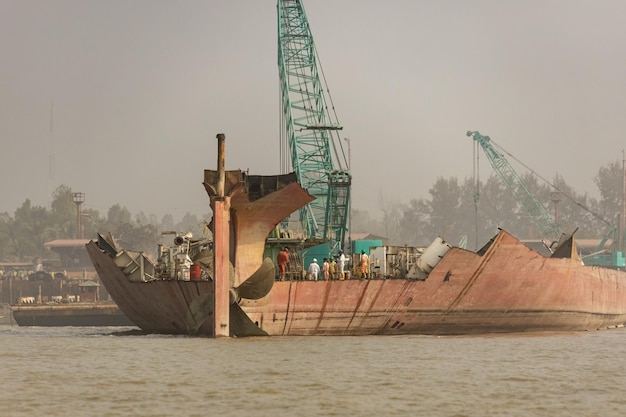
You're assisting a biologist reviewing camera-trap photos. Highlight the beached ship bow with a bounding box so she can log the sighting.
[87,133,314,337]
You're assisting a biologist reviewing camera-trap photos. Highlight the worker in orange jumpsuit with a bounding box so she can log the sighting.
[277,247,289,281]
[360,250,369,279]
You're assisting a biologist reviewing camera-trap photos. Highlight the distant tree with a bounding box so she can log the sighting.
[114,222,160,256]
[466,175,513,246]
[161,214,175,231]
[378,191,402,242]
[591,160,625,247]
[428,177,465,243]
[457,176,491,249]
[81,208,103,240]
[135,211,159,226]
[136,211,149,226]
[545,174,603,239]
[175,212,202,235]
[12,200,53,259]
[101,204,132,234]
[594,160,623,227]
[350,208,371,233]
[49,185,76,238]
[0,212,15,260]
[477,169,565,241]
[148,213,159,225]
[515,173,552,239]
[395,177,488,248]
[350,208,385,237]
[6,158,626,263]
[396,198,431,246]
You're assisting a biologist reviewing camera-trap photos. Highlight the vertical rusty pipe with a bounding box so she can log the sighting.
[213,133,230,337]
[216,133,225,198]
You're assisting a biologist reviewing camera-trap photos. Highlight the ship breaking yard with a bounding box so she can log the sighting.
[31,0,626,336]
[87,131,626,337]
[11,1,626,337]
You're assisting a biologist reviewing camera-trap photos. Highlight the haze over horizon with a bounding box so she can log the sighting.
[2,0,625,222]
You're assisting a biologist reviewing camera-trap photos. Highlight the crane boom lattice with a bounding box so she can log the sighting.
[468,130,564,242]
[278,0,351,253]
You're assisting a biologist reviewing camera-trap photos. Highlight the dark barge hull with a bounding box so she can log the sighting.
[12,302,135,327]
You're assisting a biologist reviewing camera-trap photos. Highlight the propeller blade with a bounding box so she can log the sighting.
[185,258,272,337]
[230,302,267,337]
[234,257,275,300]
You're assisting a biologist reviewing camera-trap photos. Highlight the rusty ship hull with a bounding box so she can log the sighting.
[87,229,626,336]
[85,135,626,337]
[245,230,626,335]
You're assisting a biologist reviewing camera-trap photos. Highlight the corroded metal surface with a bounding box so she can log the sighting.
[88,229,626,336]
[204,170,314,287]
[88,164,315,337]
[87,242,215,335]
[86,135,626,337]
[241,230,626,336]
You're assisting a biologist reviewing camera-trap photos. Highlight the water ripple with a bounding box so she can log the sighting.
[1,327,626,416]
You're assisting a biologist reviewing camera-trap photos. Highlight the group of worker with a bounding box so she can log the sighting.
[277,247,370,281]
[0,269,33,280]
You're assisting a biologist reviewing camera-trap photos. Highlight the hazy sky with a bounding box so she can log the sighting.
[2,0,625,221]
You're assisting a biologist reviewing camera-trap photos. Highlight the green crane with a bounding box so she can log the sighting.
[277,0,351,254]
[468,130,625,268]
[467,130,565,243]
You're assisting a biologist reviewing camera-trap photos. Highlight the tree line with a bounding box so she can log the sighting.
[0,185,209,262]
[351,160,624,251]
[0,159,623,262]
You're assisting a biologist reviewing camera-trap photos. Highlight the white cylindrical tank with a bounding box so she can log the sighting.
[416,237,452,274]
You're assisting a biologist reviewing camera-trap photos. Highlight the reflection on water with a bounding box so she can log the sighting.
[1,325,625,417]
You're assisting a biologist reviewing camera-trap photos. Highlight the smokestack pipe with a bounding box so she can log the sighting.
[216,133,225,198]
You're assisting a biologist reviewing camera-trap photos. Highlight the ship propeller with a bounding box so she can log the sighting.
[186,258,274,337]
[229,257,275,303]
[228,257,275,337]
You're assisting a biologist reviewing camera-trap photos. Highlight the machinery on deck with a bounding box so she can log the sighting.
[277,0,351,254]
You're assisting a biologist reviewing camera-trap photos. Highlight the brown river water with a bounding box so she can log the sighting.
[1,324,625,417]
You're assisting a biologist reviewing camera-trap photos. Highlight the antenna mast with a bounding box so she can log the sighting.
[48,100,56,205]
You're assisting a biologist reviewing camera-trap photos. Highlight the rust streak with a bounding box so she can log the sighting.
[281,280,295,335]
[375,279,414,334]
[445,234,502,314]
[314,280,335,331]
[358,280,387,332]
[551,256,575,309]
[344,281,371,332]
